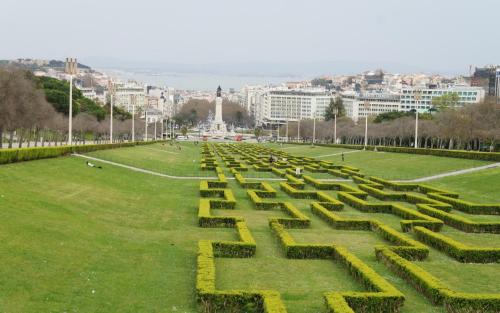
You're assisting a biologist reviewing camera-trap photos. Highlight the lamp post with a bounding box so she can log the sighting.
[297,119,300,142]
[154,118,157,140]
[363,100,370,149]
[65,58,78,145]
[130,94,136,142]
[285,120,289,143]
[108,80,115,143]
[312,111,316,146]
[145,110,148,142]
[414,89,422,148]
[334,109,337,144]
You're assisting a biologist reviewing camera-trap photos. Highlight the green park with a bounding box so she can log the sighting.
[0,141,499,313]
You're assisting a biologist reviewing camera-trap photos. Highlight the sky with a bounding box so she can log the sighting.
[0,0,499,77]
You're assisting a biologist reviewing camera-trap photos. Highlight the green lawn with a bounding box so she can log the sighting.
[264,143,493,180]
[0,155,213,312]
[427,167,500,203]
[85,141,209,177]
[0,143,498,312]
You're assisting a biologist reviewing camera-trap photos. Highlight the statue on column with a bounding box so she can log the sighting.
[216,86,222,97]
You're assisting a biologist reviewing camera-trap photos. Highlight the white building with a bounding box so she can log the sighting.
[114,81,146,113]
[260,90,332,125]
[242,85,267,124]
[342,86,486,122]
[78,87,98,101]
[146,86,176,118]
[342,92,400,122]
[400,86,485,112]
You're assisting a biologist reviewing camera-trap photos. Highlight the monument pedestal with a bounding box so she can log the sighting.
[208,86,228,137]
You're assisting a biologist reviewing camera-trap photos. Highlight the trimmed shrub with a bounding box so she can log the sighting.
[414,226,500,263]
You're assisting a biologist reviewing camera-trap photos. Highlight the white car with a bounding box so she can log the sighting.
[177,135,188,140]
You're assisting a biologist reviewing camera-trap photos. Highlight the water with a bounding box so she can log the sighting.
[99,68,309,90]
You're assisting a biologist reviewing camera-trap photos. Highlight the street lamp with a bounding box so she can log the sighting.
[108,80,115,143]
[312,110,316,146]
[363,100,370,149]
[334,107,337,144]
[145,109,148,142]
[154,117,157,140]
[65,58,78,145]
[414,89,422,148]
[130,94,136,142]
[297,119,301,142]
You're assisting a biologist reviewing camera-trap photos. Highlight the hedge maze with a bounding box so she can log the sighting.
[196,143,500,313]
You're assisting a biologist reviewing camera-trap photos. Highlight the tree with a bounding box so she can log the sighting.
[181,126,188,136]
[254,127,263,139]
[432,92,460,110]
[324,97,345,121]
[0,67,56,148]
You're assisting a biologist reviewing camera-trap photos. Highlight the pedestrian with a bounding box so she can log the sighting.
[341,152,344,162]
[295,167,301,176]
[86,161,102,169]
[269,154,274,164]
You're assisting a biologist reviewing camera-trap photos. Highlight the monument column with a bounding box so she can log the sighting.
[209,85,227,134]
[215,86,223,123]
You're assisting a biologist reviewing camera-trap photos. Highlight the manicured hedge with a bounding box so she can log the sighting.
[427,193,500,215]
[0,140,165,165]
[285,174,305,189]
[376,247,500,311]
[414,226,500,263]
[275,202,310,228]
[417,204,500,233]
[198,199,242,227]
[311,202,371,230]
[279,182,317,199]
[196,240,287,313]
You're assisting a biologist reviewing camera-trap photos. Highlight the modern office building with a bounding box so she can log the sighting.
[259,90,332,126]
[342,92,400,122]
[470,66,498,96]
[400,86,485,112]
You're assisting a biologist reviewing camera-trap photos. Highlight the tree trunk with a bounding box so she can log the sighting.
[0,127,3,149]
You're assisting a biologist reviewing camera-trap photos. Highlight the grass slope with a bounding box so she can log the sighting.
[0,155,221,312]
[0,143,498,312]
[265,143,492,180]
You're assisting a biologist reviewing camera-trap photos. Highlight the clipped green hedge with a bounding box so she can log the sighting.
[414,226,500,263]
[196,240,287,313]
[417,204,500,233]
[376,247,500,311]
[427,192,500,215]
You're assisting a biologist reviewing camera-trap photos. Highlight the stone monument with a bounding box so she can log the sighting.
[209,86,228,135]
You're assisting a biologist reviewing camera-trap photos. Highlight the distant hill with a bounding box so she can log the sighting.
[0,59,91,71]
[47,59,91,70]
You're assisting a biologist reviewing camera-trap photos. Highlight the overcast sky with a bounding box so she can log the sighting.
[1,0,498,75]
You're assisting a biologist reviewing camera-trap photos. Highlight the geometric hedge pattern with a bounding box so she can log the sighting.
[197,143,500,313]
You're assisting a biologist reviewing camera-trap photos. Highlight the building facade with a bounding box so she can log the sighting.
[260,90,332,125]
[342,92,400,122]
[400,86,485,112]
[471,66,498,96]
[113,81,146,113]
